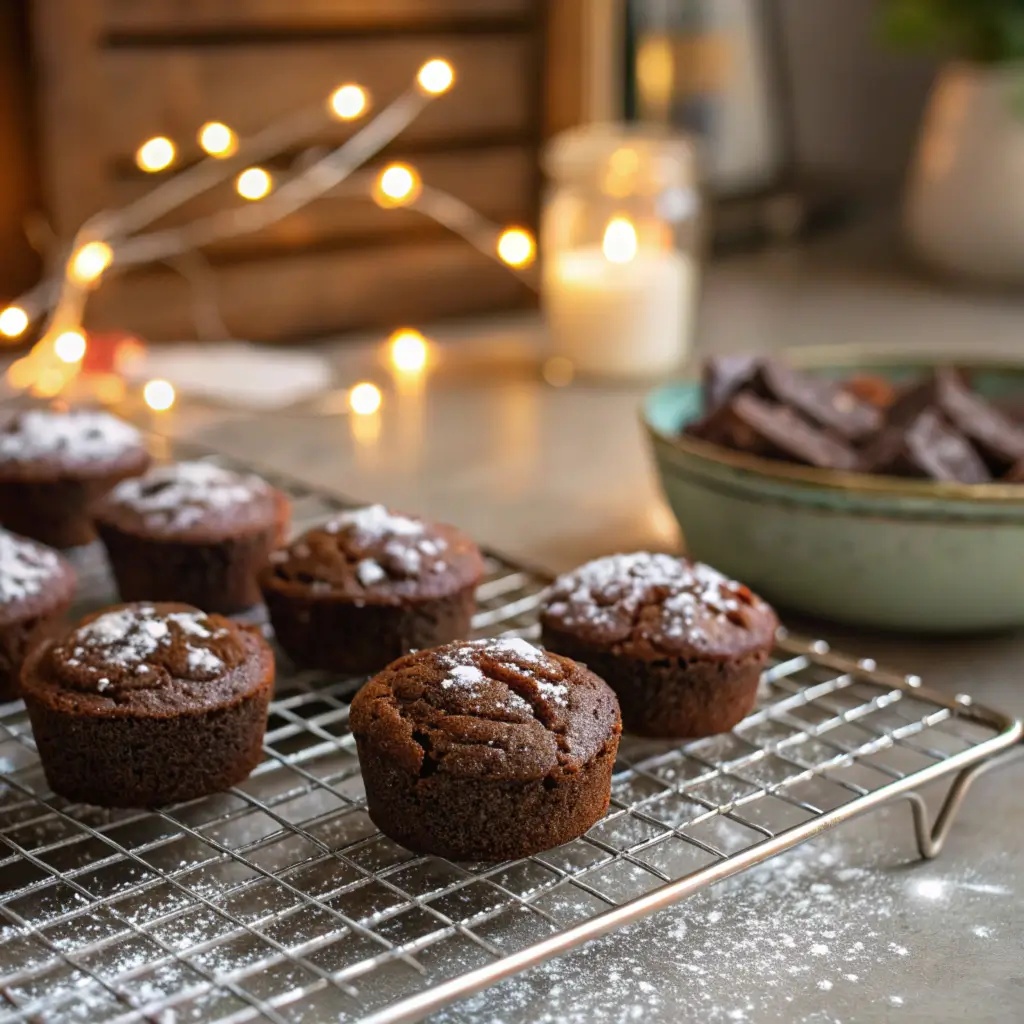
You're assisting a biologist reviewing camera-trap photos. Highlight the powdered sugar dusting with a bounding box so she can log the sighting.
[106,461,270,531]
[326,505,449,579]
[544,552,755,648]
[433,639,564,713]
[0,409,142,465]
[71,605,223,678]
[0,529,64,603]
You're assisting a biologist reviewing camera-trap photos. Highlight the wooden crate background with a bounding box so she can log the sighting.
[31,0,565,342]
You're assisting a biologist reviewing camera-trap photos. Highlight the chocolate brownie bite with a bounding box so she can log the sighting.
[95,461,290,613]
[260,505,485,675]
[540,553,777,739]
[0,409,149,548]
[20,602,274,807]
[0,530,76,701]
[350,637,621,861]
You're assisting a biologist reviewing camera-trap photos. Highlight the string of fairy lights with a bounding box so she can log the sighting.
[0,57,538,414]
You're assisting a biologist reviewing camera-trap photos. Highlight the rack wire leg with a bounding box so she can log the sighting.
[902,745,1024,859]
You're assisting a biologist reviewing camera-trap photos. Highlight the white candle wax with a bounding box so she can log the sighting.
[543,247,698,378]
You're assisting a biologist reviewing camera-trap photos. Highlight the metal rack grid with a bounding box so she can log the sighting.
[0,442,1020,1024]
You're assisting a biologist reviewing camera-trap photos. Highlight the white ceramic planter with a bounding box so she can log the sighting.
[906,62,1024,284]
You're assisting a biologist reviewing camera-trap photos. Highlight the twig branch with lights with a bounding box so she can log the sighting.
[0,57,537,409]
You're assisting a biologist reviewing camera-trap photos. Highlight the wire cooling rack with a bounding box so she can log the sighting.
[0,441,1020,1024]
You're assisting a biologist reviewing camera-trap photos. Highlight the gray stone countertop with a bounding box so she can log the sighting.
[154,233,1024,1023]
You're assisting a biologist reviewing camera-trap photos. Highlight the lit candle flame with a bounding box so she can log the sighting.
[602,217,638,265]
[497,228,536,269]
[54,330,86,364]
[71,241,114,285]
[136,136,176,173]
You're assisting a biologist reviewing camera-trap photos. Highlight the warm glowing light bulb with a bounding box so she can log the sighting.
[71,241,114,284]
[136,136,176,173]
[144,379,175,411]
[198,122,237,158]
[54,330,86,363]
[417,59,455,95]
[0,306,29,339]
[329,84,368,120]
[496,228,535,268]
[389,329,428,374]
[236,167,273,200]
[349,382,382,416]
[602,217,638,264]
[375,164,421,207]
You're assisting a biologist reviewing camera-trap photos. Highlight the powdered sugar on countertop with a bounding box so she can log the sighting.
[429,827,1014,1024]
[0,409,142,464]
[0,528,64,603]
[106,460,270,530]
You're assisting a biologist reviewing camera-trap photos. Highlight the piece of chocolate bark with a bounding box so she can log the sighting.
[699,392,859,471]
[861,409,990,484]
[752,362,881,443]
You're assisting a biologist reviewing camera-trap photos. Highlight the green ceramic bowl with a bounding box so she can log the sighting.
[643,347,1024,632]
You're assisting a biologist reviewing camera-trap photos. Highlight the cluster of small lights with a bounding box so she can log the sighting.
[349,382,382,416]
[70,241,114,285]
[8,58,461,405]
[143,379,176,411]
[236,167,273,201]
[136,136,176,173]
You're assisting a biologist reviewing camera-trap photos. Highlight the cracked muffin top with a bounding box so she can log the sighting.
[95,461,287,541]
[260,505,484,605]
[21,602,273,716]
[540,552,777,660]
[349,638,621,783]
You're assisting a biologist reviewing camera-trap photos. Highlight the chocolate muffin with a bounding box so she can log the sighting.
[0,409,150,547]
[260,505,485,675]
[95,461,290,614]
[351,637,621,861]
[540,553,777,739]
[0,530,76,700]
[21,602,274,807]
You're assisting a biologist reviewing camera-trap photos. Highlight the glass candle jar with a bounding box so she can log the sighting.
[542,125,702,379]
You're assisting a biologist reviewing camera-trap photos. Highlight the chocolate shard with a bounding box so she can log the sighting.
[701,355,761,413]
[752,362,881,442]
[933,370,1024,469]
[704,392,860,471]
[863,409,990,484]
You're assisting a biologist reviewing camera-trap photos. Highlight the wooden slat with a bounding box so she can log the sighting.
[101,36,532,162]
[31,0,107,233]
[103,0,531,34]
[107,146,536,256]
[88,240,535,341]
